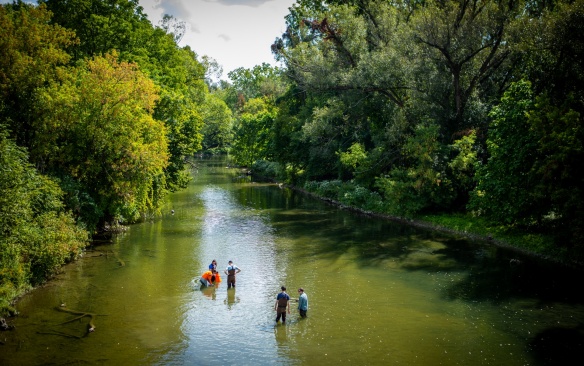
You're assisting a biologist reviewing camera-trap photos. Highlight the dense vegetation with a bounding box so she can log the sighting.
[1,0,583,315]
[224,0,584,263]
[0,0,232,313]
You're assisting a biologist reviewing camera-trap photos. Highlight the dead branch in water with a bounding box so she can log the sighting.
[102,250,125,267]
[36,330,82,339]
[54,306,106,335]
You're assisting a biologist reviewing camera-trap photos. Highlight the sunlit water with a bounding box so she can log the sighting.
[1,158,583,365]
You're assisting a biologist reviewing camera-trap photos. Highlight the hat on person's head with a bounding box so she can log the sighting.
[281,286,286,291]
[228,260,233,263]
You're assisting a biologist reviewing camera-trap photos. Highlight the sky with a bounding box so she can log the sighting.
[1,0,296,79]
[140,0,295,78]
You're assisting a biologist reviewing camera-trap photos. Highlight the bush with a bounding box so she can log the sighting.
[252,160,284,180]
[1,130,88,315]
[304,180,385,212]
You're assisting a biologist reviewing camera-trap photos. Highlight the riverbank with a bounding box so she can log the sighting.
[284,184,582,269]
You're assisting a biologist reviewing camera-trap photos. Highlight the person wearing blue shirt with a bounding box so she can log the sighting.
[297,288,308,318]
[208,259,217,271]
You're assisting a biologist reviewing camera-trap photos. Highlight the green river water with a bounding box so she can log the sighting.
[1,158,583,365]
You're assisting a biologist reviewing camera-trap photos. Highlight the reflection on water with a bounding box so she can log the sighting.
[1,157,584,366]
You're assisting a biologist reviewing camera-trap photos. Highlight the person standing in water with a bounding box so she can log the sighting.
[224,260,241,289]
[296,288,308,318]
[274,286,291,324]
[208,259,217,271]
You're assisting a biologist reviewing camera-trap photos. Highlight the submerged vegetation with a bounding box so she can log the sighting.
[1,0,583,315]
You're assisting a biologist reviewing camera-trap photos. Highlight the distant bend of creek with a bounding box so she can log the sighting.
[1,157,583,366]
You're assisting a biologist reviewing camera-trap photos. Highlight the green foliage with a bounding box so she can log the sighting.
[1,129,87,312]
[146,45,206,191]
[230,98,276,167]
[304,179,346,200]
[526,94,584,244]
[518,0,584,103]
[470,79,584,251]
[410,0,517,133]
[303,179,383,211]
[36,52,169,228]
[339,142,367,171]
[470,81,537,224]
[227,63,287,103]
[0,2,77,148]
[251,160,285,181]
[39,0,151,61]
[447,130,478,208]
[40,0,208,193]
[419,213,564,260]
[201,94,233,153]
[376,124,455,217]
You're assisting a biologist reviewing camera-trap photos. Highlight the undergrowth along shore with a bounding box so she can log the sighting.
[285,184,582,270]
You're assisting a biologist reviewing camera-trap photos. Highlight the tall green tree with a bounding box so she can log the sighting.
[38,0,151,60]
[0,2,78,149]
[148,45,207,190]
[410,0,518,136]
[231,98,277,167]
[40,0,208,191]
[36,52,168,228]
[201,94,233,153]
[228,63,287,104]
[470,80,584,245]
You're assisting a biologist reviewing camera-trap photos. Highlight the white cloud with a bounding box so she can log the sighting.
[218,34,231,42]
[140,0,294,79]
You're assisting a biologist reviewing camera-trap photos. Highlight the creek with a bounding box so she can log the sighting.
[1,157,583,365]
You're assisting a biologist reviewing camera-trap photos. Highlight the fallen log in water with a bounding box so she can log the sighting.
[37,330,82,339]
[54,306,106,335]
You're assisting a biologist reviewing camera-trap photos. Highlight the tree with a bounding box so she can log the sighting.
[228,63,287,105]
[231,98,277,167]
[39,0,151,60]
[201,94,233,152]
[1,128,87,305]
[40,0,208,191]
[149,45,206,190]
[470,79,584,248]
[36,52,168,228]
[0,2,77,149]
[410,0,517,136]
[376,123,455,217]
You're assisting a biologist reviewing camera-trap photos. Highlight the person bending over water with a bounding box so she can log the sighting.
[200,269,221,287]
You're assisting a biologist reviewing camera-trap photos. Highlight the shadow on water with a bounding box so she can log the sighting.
[232,182,584,365]
[529,326,584,366]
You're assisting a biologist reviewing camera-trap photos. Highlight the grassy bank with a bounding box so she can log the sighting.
[260,173,581,268]
[416,213,571,262]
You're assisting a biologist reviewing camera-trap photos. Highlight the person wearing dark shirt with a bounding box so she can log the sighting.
[274,286,291,324]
